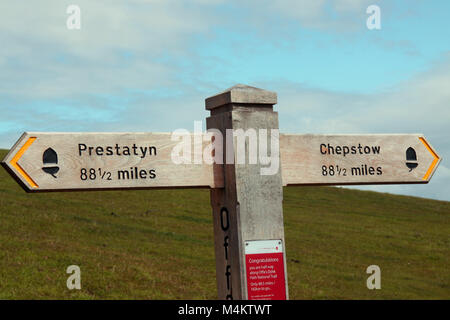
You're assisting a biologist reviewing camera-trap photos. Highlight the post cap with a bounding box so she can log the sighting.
[205,84,277,110]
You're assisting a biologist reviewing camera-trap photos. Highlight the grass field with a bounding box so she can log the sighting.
[0,149,449,299]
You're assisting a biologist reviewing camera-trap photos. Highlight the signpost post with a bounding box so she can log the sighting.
[1,84,442,300]
[205,84,288,300]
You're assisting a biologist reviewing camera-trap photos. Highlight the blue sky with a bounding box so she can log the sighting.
[0,0,449,200]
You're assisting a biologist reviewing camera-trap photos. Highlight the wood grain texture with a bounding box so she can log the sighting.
[206,105,288,300]
[2,132,223,192]
[2,132,441,192]
[205,84,277,110]
[280,134,441,186]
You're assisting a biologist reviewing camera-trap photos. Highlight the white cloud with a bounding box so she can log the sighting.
[0,0,404,101]
[238,0,377,32]
[0,1,223,99]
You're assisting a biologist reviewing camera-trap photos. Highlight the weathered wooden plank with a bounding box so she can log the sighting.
[280,134,441,186]
[1,132,223,192]
[3,132,442,192]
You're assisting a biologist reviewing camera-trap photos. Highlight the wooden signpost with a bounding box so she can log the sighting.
[280,134,440,186]
[1,84,442,300]
[205,85,287,300]
[1,132,223,192]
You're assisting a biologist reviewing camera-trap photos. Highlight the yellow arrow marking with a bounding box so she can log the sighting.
[10,137,39,188]
[419,137,440,181]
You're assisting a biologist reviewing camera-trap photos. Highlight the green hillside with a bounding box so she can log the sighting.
[0,149,449,299]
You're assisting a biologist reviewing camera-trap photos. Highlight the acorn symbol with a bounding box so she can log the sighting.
[405,147,418,172]
[42,148,59,178]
